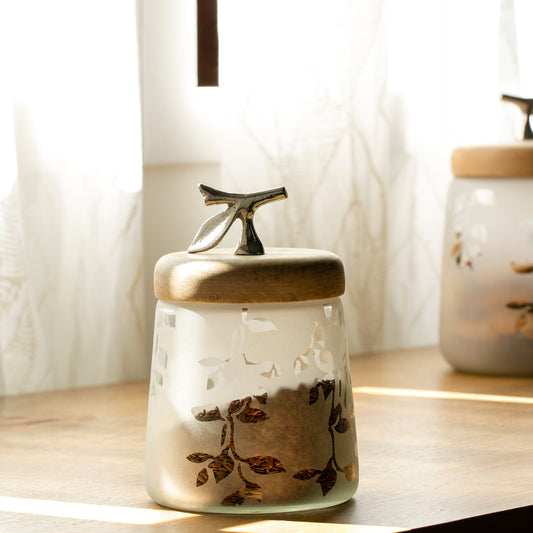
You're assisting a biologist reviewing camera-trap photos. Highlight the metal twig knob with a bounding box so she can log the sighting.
[188,184,288,255]
[502,94,533,140]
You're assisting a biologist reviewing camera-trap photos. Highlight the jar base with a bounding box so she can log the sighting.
[440,337,533,377]
[148,493,357,515]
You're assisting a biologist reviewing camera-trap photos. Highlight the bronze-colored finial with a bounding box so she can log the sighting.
[188,184,287,255]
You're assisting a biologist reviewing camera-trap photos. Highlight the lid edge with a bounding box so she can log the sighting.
[451,143,533,178]
[154,248,345,304]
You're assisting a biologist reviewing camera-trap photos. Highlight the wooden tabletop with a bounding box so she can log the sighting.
[1,346,532,532]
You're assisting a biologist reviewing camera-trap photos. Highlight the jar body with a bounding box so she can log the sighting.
[440,177,533,375]
[145,297,358,513]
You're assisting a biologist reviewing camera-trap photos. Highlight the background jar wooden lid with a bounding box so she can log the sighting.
[451,141,533,178]
[154,247,345,303]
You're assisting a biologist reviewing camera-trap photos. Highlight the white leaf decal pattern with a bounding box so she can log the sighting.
[245,318,277,333]
[293,353,310,375]
[242,308,277,332]
[313,323,325,348]
[199,357,228,367]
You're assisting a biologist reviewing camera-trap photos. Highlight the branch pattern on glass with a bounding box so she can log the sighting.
[293,379,357,496]
[506,260,533,334]
[451,231,474,270]
[506,301,533,333]
[187,393,286,506]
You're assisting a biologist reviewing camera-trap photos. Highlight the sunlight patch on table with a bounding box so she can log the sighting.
[222,521,405,533]
[0,496,196,525]
[353,386,533,404]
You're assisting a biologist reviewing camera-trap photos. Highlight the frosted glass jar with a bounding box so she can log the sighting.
[440,143,533,375]
[145,248,358,513]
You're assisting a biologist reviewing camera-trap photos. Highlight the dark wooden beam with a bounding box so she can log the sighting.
[197,0,218,87]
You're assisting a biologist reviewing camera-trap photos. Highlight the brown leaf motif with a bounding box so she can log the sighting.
[253,393,268,404]
[321,380,335,399]
[228,399,243,413]
[194,407,224,422]
[293,469,322,481]
[506,301,530,309]
[316,462,337,496]
[187,391,281,506]
[186,452,213,463]
[295,379,356,497]
[511,261,533,274]
[221,490,245,506]
[208,450,234,483]
[247,455,286,475]
[505,300,533,332]
[334,418,350,434]
[450,241,461,258]
[196,468,209,487]
[221,423,228,446]
[329,403,342,426]
[343,462,358,482]
[237,407,269,423]
[244,480,262,502]
[515,314,528,331]
[309,385,319,405]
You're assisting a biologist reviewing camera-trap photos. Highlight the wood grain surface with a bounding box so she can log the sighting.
[1,346,532,532]
[154,248,345,303]
[451,142,533,178]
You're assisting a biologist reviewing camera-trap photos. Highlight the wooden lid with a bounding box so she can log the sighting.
[451,142,533,178]
[154,247,345,303]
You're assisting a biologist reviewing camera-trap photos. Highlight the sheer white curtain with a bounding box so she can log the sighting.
[218,0,532,355]
[0,1,147,395]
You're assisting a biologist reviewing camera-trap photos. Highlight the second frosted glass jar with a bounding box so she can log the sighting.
[440,142,533,375]
[145,248,358,513]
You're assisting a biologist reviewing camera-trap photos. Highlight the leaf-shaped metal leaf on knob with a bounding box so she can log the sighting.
[188,184,288,255]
